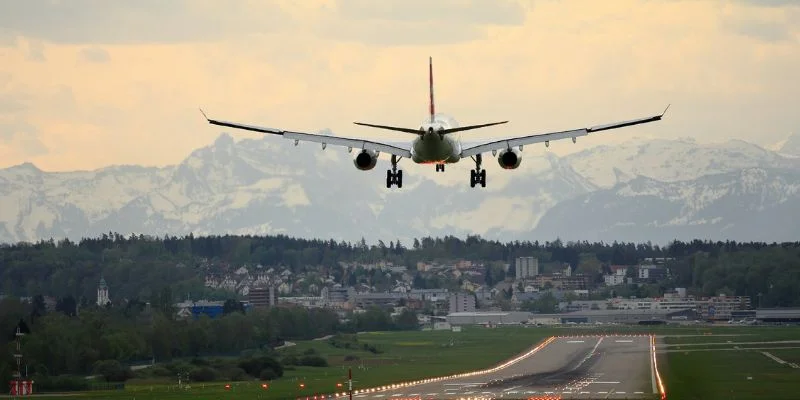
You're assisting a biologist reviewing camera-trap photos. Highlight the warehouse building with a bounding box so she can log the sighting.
[447,309,698,326]
[446,311,533,325]
[755,308,800,323]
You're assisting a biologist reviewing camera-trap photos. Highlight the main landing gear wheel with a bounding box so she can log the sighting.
[386,155,403,188]
[469,154,486,188]
[435,163,445,172]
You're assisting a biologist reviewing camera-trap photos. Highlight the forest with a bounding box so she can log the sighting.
[1,233,799,305]
[1,233,800,392]
[0,295,417,392]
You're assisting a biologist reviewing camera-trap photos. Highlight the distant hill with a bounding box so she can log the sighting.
[2,133,799,244]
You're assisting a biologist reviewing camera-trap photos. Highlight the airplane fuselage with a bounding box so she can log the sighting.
[410,115,462,164]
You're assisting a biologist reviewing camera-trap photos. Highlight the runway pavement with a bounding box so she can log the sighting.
[349,335,658,399]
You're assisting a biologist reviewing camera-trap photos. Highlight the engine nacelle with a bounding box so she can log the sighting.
[353,149,379,170]
[497,148,522,169]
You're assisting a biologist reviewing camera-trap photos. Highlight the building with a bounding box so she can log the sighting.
[755,308,800,324]
[175,300,252,319]
[698,295,752,320]
[248,286,275,308]
[534,309,698,325]
[322,286,356,304]
[447,311,533,326]
[533,275,589,290]
[97,277,110,306]
[604,269,627,286]
[353,292,405,308]
[637,265,668,282]
[449,293,476,313]
[515,257,539,280]
[409,288,449,302]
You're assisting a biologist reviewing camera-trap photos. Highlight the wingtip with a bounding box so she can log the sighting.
[661,104,671,117]
[199,107,209,121]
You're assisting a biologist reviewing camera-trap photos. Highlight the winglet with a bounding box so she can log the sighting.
[199,108,210,121]
[661,104,671,117]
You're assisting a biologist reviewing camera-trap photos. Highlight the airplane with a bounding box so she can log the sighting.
[200,57,669,189]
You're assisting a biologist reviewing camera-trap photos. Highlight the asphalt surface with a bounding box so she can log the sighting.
[352,335,656,399]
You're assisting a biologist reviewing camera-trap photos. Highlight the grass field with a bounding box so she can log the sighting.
[8,324,800,400]
[659,325,800,400]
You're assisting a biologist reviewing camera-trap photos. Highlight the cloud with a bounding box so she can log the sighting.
[730,0,800,7]
[724,18,794,42]
[24,40,46,62]
[335,0,526,25]
[0,121,48,157]
[1,0,799,171]
[0,0,290,44]
[79,47,111,63]
[319,0,527,45]
[718,2,800,43]
[0,98,27,114]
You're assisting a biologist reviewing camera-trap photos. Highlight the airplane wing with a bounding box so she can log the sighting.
[200,110,412,158]
[460,106,669,158]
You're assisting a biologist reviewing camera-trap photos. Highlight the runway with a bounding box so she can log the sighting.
[348,335,658,399]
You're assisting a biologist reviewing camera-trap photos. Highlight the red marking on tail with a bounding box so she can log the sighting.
[428,56,435,123]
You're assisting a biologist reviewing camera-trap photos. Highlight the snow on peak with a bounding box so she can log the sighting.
[565,137,797,188]
[780,132,800,156]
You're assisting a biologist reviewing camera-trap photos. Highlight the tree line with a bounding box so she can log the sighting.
[0,295,417,392]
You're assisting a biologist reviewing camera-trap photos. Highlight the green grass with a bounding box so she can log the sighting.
[25,326,553,400]
[768,348,800,365]
[12,325,800,400]
[660,327,800,400]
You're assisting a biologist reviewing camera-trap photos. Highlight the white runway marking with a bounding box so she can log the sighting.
[567,340,585,343]
[615,340,633,343]
[762,351,800,368]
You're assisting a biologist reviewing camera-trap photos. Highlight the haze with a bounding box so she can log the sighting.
[1,0,798,172]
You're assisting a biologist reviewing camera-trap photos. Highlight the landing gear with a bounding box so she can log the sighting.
[435,163,445,172]
[386,155,403,188]
[470,154,486,188]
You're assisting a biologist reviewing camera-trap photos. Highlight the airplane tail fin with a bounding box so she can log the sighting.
[429,56,435,124]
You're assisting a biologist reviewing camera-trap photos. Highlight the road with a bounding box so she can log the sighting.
[350,335,657,399]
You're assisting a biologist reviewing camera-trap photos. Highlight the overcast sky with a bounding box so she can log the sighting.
[1,0,798,171]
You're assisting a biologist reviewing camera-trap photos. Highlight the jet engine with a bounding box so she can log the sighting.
[353,149,379,170]
[497,148,522,169]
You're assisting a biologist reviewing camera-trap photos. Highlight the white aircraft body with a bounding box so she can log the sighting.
[201,57,668,188]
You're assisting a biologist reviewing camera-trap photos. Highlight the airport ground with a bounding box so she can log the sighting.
[4,325,800,400]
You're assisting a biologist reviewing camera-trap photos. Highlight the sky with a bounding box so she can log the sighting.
[1,0,799,172]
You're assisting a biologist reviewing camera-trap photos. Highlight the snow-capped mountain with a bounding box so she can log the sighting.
[1,133,799,245]
[533,168,800,243]
[564,137,800,188]
[779,133,800,158]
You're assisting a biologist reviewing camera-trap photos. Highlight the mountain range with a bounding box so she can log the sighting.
[2,132,799,245]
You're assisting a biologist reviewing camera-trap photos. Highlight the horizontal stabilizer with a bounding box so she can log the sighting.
[441,121,508,134]
[353,120,508,135]
[353,122,423,134]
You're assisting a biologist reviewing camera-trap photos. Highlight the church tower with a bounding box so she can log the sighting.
[97,276,110,306]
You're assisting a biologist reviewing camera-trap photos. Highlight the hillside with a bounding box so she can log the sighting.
[2,134,799,244]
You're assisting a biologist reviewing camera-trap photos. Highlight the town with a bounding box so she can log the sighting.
[67,256,776,327]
